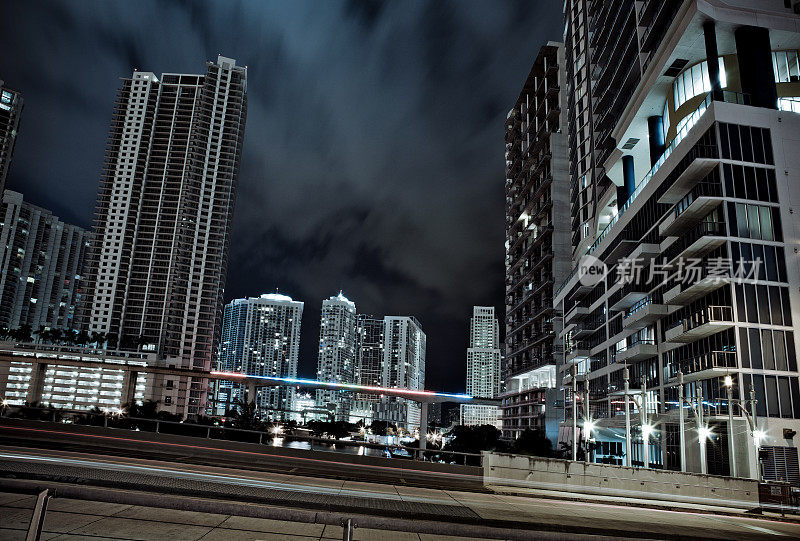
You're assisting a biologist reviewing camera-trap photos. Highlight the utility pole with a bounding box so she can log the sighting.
[624,367,631,467]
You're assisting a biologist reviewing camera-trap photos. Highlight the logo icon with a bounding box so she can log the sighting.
[577,255,607,287]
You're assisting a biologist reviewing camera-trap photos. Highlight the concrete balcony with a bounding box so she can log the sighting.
[663,221,726,265]
[622,302,669,329]
[664,306,734,344]
[664,277,730,306]
[565,345,590,364]
[659,195,724,237]
[656,151,719,205]
[627,242,661,264]
[665,350,738,382]
[565,304,590,321]
[609,281,649,311]
[616,340,658,363]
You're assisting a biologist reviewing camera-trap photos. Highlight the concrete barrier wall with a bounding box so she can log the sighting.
[483,452,760,509]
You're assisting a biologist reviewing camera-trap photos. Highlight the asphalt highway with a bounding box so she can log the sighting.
[2,445,800,539]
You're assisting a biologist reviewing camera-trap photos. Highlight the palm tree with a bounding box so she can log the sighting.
[37,328,52,345]
[14,325,33,343]
[90,331,107,348]
[229,399,260,431]
[50,328,64,345]
[76,330,90,346]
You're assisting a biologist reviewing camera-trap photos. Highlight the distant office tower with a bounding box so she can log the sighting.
[213,293,303,420]
[351,314,385,423]
[0,190,89,332]
[502,43,570,441]
[554,1,800,477]
[0,81,22,197]
[376,316,426,430]
[82,56,247,416]
[315,292,358,420]
[460,306,501,427]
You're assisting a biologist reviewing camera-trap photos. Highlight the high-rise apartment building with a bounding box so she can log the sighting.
[461,306,502,427]
[0,190,89,332]
[213,293,303,420]
[0,80,22,197]
[315,292,358,421]
[351,314,385,423]
[81,56,247,416]
[555,1,800,480]
[502,43,570,441]
[376,316,426,430]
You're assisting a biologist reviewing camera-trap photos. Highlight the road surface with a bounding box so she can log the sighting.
[2,445,800,540]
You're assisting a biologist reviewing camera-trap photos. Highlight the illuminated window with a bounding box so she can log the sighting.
[772,50,800,83]
[672,58,727,109]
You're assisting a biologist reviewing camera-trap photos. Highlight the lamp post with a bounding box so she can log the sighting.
[724,375,737,477]
[730,388,761,480]
[641,382,649,469]
[571,364,578,462]
[677,372,686,472]
[698,384,708,475]
[584,378,591,463]
[623,367,631,467]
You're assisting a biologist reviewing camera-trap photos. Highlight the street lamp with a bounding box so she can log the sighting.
[676,372,707,474]
[724,375,737,477]
[621,368,650,468]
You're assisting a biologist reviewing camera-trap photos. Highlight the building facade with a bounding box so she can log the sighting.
[81,56,247,416]
[461,306,502,427]
[0,80,22,198]
[555,0,800,482]
[350,314,385,424]
[213,293,303,420]
[376,316,426,431]
[315,292,358,421]
[502,43,571,442]
[0,190,89,332]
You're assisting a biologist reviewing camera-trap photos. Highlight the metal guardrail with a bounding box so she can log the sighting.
[0,405,484,466]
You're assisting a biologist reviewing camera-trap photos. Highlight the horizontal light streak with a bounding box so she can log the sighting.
[210,371,472,400]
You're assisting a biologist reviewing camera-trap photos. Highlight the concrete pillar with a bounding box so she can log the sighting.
[735,25,778,109]
[647,116,665,165]
[26,362,47,404]
[703,21,723,102]
[121,370,138,407]
[617,155,636,207]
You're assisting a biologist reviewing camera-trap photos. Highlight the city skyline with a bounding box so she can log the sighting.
[0,1,564,392]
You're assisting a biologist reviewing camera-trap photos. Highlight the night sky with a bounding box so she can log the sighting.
[0,0,562,392]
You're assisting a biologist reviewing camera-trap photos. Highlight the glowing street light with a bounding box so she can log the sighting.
[642,423,654,438]
[753,429,766,444]
[583,419,596,436]
[698,425,713,440]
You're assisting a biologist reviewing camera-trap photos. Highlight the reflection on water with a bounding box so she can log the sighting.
[274,438,386,457]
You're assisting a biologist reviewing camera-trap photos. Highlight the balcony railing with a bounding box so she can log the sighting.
[667,350,737,379]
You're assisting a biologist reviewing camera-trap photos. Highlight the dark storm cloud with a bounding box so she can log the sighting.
[0,0,563,391]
